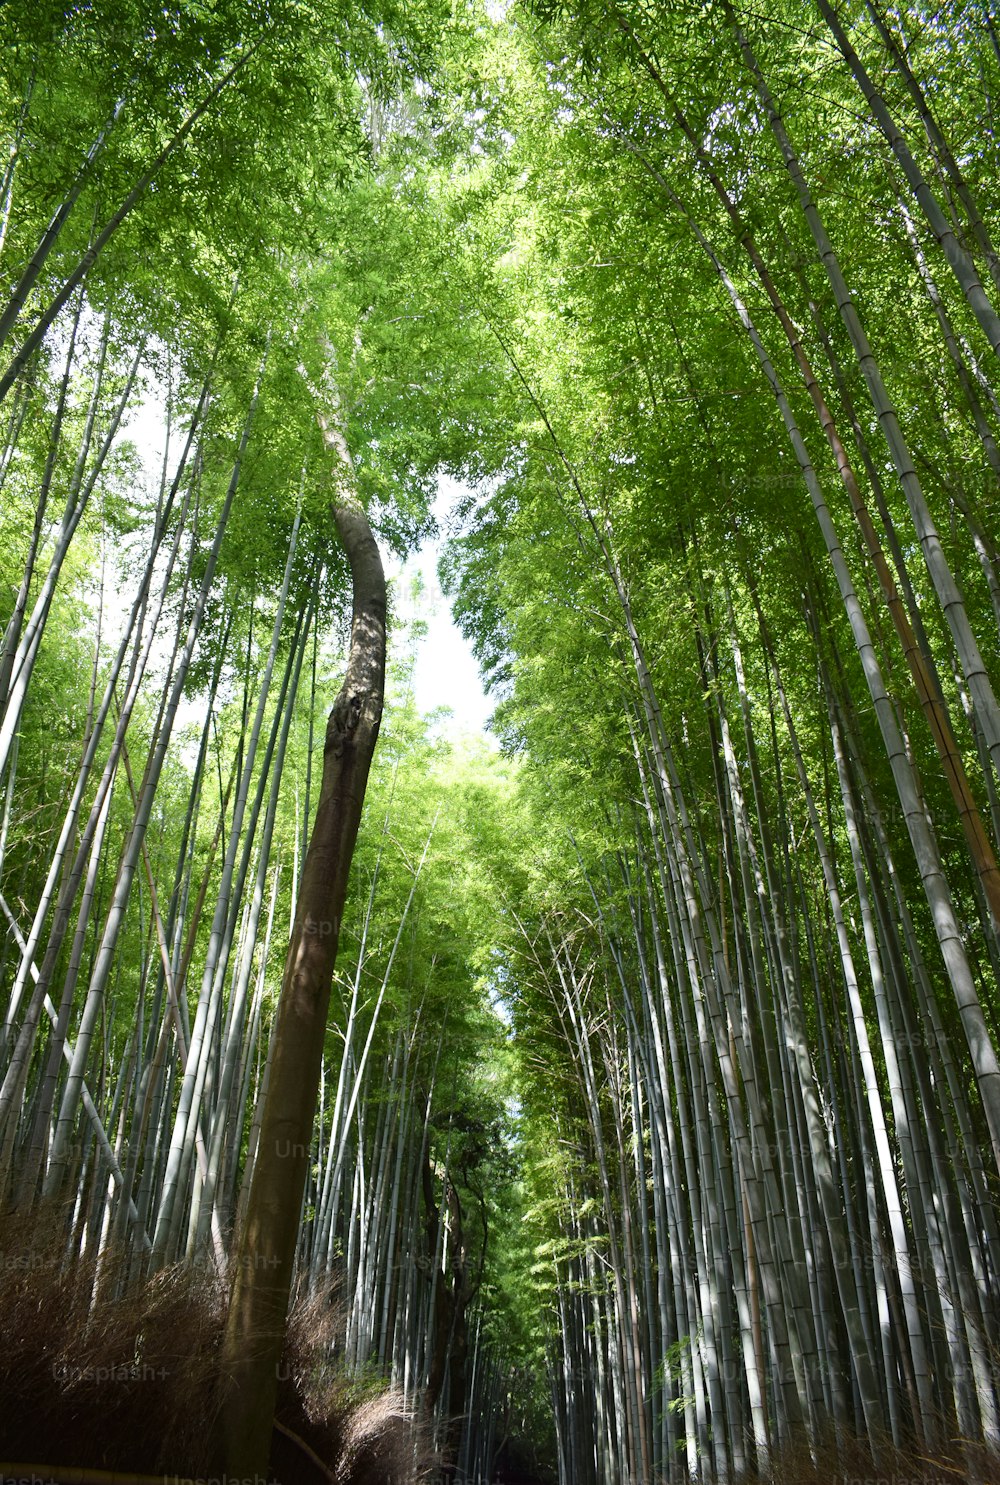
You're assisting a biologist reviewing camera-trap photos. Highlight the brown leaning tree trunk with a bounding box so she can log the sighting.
[217,401,386,1479]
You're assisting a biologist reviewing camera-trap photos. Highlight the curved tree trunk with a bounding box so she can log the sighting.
[217,404,386,1478]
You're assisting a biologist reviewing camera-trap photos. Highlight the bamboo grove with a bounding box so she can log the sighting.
[3,0,1000,1482]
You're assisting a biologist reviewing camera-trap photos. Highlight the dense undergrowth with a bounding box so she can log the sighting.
[0,1209,429,1483]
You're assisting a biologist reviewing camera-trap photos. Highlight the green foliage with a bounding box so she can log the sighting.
[4,0,1000,1474]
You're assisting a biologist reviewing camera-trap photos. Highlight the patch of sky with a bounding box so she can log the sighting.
[388,473,494,742]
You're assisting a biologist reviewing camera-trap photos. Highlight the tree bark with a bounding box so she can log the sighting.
[218,407,386,1477]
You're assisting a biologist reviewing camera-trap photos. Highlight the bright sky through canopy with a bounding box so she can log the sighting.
[390,476,494,739]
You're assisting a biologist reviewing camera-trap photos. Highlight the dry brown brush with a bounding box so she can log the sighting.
[0,1211,431,1484]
